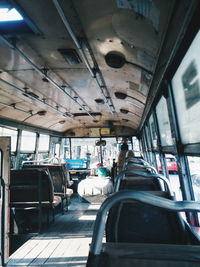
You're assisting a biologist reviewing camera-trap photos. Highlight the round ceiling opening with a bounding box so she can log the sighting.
[105,51,125,68]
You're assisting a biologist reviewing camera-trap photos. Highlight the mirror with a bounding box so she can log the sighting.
[95,140,106,146]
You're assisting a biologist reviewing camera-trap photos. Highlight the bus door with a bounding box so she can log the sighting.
[0,137,11,266]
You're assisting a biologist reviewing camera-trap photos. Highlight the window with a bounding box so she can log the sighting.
[171,31,200,144]
[156,96,173,146]
[0,127,18,152]
[101,138,117,168]
[63,138,70,159]
[0,6,39,35]
[0,8,23,22]
[132,137,141,156]
[149,114,158,149]
[38,134,50,152]
[0,149,2,178]
[70,138,100,169]
[188,156,200,201]
[20,131,36,152]
[145,125,151,150]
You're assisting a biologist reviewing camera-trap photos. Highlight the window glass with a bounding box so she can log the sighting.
[149,115,158,149]
[70,138,100,169]
[101,138,117,169]
[157,153,181,200]
[171,31,200,144]
[20,131,36,152]
[55,143,60,157]
[37,153,49,161]
[38,134,50,152]
[156,96,173,146]
[63,138,70,159]
[188,156,200,201]
[0,127,18,152]
[145,125,151,150]
[0,149,2,177]
[132,137,141,156]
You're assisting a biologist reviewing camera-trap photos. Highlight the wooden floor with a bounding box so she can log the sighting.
[6,195,101,266]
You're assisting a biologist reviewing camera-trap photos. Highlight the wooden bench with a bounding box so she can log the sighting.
[23,164,73,211]
[10,168,62,232]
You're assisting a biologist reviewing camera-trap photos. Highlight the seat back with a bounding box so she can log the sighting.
[10,168,54,203]
[119,176,162,191]
[106,191,187,244]
[23,164,67,195]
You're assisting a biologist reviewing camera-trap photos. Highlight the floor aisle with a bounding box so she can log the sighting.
[6,196,100,266]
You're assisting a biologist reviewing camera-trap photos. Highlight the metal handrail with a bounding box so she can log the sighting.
[89,190,200,255]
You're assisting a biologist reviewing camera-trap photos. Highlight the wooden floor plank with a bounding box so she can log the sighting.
[6,195,101,266]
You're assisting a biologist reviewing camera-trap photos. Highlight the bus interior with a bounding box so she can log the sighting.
[0,0,200,266]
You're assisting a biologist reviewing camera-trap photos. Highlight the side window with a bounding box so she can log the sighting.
[187,156,200,201]
[171,30,200,144]
[156,96,173,147]
[20,131,36,152]
[0,149,2,179]
[149,115,158,149]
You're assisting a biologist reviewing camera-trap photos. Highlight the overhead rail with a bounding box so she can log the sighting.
[0,77,85,125]
[0,35,96,121]
[53,0,116,114]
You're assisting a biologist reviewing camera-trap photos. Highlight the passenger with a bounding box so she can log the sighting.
[23,154,33,165]
[117,143,129,174]
[126,150,135,159]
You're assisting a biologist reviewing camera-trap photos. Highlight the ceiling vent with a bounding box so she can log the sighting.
[37,110,46,116]
[95,98,105,105]
[58,48,82,65]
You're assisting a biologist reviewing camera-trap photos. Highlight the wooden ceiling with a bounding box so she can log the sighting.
[0,0,195,137]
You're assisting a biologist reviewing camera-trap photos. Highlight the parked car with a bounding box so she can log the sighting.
[157,155,178,174]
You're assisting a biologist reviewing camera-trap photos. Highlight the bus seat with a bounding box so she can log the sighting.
[10,168,62,232]
[86,191,200,267]
[114,169,172,195]
[23,164,73,211]
[106,191,187,244]
[119,176,162,191]
[88,242,200,267]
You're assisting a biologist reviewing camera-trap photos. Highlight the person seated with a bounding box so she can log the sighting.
[117,143,129,174]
